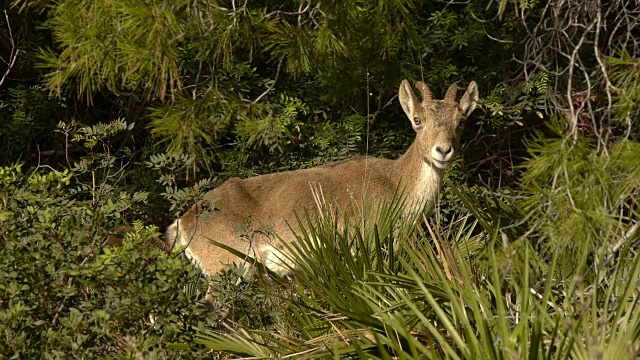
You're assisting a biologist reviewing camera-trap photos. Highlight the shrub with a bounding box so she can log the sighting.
[0,136,212,358]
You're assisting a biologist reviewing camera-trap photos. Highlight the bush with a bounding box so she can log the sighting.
[0,160,211,357]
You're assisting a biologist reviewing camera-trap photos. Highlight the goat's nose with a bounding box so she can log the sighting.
[435,146,452,156]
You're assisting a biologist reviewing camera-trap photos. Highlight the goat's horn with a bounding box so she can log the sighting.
[444,83,458,102]
[414,81,432,102]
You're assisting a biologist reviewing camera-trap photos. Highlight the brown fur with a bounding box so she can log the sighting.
[167,80,479,275]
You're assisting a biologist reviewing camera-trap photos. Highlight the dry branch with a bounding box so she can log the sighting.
[0,10,19,88]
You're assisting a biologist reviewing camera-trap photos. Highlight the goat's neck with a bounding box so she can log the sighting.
[392,142,444,214]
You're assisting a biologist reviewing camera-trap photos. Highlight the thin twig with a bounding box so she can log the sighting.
[251,58,283,104]
[602,221,640,269]
[0,10,20,88]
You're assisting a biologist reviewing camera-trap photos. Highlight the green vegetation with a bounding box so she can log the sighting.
[1,0,639,358]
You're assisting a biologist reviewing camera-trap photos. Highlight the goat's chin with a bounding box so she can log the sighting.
[429,159,452,169]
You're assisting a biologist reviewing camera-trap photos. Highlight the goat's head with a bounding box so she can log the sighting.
[399,80,478,169]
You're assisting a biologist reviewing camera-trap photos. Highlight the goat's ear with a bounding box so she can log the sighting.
[459,81,479,117]
[399,79,418,123]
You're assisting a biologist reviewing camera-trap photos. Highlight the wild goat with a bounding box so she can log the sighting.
[166,79,478,276]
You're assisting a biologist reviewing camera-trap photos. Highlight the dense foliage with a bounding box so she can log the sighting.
[0,161,208,356]
[1,0,639,358]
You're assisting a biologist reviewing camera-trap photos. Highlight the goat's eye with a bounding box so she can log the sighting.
[413,117,422,125]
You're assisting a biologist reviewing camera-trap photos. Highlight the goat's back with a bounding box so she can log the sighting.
[169,155,396,275]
